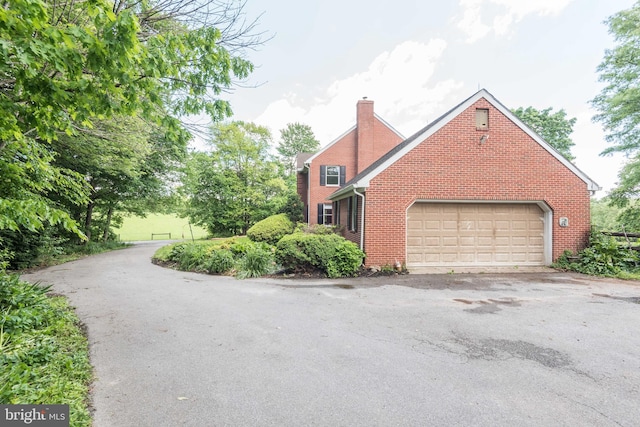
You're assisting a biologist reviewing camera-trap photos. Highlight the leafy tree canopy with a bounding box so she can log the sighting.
[277,123,320,175]
[592,1,640,157]
[0,0,262,244]
[592,1,640,216]
[183,122,289,236]
[512,106,576,161]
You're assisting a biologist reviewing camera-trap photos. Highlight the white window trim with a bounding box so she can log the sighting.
[325,166,340,187]
[323,203,333,225]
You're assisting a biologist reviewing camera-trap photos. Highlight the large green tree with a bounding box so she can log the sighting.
[183,122,288,235]
[53,117,186,241]
[592,1,640,222]
[592,1,640,157]
[512,106,576,161]
[277,122,320,175]
[0,0,262,255]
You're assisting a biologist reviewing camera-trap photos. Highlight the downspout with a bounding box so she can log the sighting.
[353,188,365,251]
[306,164,311,224]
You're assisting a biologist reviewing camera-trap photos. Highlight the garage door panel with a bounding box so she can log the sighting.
[476,253,493,262]
[443,220,457,230]
[495,220,510,230]
[459,236,475,247]
[407,203,545,267]
[425,220,441,229]
[511,236,527,246]
[407,220,423,230]
[407,236,423,247]
[442,237,458,246]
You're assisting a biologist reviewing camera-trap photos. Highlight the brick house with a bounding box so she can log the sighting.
[327,89,600,270]
[296,99,405,226]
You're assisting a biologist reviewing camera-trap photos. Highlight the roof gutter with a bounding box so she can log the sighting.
[329,183,361,200]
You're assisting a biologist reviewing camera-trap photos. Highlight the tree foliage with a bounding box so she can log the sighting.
[512,106,576,161]
[277,122,320,175]
[592,1,640,157]
[592,1,640,220]
[0,0,265,261]
[183,122,288,236]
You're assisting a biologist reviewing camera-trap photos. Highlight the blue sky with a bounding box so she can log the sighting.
[221,0,636,196]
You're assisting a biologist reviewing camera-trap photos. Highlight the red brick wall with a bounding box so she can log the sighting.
[362,98,592,266]
[308,130,358,225]
[307,116,404,225]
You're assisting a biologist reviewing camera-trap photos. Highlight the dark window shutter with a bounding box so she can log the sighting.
[339,166,346,185]
[347,197,352,230]
[317,203,324,224]
[320,165,326,186]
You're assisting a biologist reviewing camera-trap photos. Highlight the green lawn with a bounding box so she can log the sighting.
[114,213,209,241]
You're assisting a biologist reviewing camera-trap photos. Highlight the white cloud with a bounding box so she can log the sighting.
[254,39,464,146]
[455,0,574,43]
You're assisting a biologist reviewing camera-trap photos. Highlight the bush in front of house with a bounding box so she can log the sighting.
[235,245,276,279]
[275,232,364,278]
[177,243,211,272]
[205,249,235,274]
[154,237,276,278]
[554,231,640,277]
[246,213,294,245]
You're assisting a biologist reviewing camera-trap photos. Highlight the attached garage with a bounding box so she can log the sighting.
[406,202,549,268]
[328,89,600,268]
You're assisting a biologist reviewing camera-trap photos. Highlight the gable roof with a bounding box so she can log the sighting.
[329,88,601,200]
[299,113,404,169]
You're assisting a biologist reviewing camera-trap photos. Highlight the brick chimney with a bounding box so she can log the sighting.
[356,98,375,173]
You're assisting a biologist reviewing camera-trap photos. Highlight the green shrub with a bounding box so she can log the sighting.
[247,214,294,245]
[228,238,255,256]
[326,241,367,278]
[554,232,640,276]
[167,243,189,262]
[278,192,304,223]
[0,273,92,426]
[294,223,341,235]
[276,233,364,278]
[236,246,276,279]
[206,249,235,274]
[177,244,209,271]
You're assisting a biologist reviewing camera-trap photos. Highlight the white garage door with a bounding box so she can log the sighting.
[407,203,545,267]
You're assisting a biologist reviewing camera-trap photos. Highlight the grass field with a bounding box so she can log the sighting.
[114,213,209,241]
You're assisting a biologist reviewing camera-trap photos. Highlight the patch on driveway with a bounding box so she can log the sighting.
[455,336,572,369]
[453,297,522,314]
[593,293,640,304]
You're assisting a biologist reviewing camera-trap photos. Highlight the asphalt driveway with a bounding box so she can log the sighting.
[23,242,640,426]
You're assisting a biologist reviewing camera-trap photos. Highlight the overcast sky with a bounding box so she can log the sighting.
[219,0,636,196]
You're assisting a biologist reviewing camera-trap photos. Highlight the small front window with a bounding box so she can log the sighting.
[323,203,333,225]
[326,166,340,186]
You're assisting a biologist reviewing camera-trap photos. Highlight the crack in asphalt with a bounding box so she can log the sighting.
[557,393,625,427]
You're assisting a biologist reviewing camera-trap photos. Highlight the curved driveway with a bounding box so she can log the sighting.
[24,242,640,426]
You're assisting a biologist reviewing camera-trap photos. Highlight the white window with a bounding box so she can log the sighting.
[320,165,345,187]
[323,203,333,225]
[326,166,340,186]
